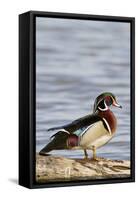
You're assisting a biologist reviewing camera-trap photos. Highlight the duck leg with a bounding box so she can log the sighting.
[84,149,88,159]
[92,146,96,160]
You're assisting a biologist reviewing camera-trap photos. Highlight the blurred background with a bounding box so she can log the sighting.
[36,17,130,160]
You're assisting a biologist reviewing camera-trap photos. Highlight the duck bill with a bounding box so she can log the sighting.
[113,100,122,108]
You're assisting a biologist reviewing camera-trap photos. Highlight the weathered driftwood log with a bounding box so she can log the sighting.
[36,153,130,183]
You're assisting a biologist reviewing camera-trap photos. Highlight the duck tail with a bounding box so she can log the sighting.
[39,145,52,156]
[39,131,69,156]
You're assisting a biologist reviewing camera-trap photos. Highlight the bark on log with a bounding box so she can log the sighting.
[36,153,130,183]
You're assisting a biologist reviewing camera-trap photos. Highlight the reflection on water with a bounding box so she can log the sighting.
[36,17,130,160]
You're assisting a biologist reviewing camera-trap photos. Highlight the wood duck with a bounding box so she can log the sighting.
[39,92,122,160]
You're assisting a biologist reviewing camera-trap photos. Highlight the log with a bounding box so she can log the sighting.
[36,153,130,183]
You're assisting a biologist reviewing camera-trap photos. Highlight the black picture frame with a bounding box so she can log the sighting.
[19,10,135,189]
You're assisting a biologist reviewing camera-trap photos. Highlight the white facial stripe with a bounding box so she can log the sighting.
[104,100,109,109]
[111,96,114,102]
[98,106,107,111]
[94,98,103,112]
[98,100,108,111]
[113,102,121,107]
[102,118,112,135]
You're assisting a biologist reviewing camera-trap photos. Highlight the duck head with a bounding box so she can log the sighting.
[93,92,122,113]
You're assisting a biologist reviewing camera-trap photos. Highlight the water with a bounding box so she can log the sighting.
[36,17,130,160]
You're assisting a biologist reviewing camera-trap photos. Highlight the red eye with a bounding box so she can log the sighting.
[105,96,112,105]
[105,96,110,101]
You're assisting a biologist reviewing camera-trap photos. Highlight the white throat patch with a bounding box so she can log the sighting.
[98,100,109,111]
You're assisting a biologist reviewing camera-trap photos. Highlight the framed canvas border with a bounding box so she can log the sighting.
[19,11,135,189]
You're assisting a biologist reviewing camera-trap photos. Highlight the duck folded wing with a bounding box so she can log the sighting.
[39,116,111,155]
[47,114,102,135]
